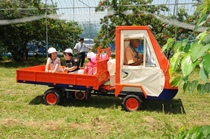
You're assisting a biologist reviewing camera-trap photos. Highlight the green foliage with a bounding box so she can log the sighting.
[169,52,182,77]
[181,54,198,77]
[199,64,208,82]
[190,41,205,62]
[194,0,210,31]
[95,0,166,47]
[95,0,200,48]
[162,38,174,52]
[183,80,198,94]
[80,23,99,39]
[168,125,210,139]
[0,1,82,61]
[163,0,210,94]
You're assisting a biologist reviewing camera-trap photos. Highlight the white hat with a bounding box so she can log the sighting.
[64,48,73,54]
[87,52,95,59]
[48,47,57,54]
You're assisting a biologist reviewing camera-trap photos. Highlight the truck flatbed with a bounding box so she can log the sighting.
[16,48,111,90]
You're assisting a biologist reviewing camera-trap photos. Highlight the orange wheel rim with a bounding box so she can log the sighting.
[46,93,57,105]
[126,98,139,111]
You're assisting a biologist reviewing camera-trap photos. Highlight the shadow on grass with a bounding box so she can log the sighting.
[29,95,185,114]
[29,95,122,110]
[141,98,186,114]
[63,95,122,110]
[29,95,45,105]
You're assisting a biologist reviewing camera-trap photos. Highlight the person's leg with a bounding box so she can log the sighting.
[80,52,85,67]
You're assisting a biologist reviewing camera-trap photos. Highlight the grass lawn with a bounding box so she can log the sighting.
[0,57,210,139]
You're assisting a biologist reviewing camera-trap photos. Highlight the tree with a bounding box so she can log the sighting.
[0,0,82,61]
[162,0,210,94]
[80,22,99,39]
[94,0,199,49]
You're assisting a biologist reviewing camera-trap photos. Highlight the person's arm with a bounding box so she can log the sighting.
[129,53,143,66]
[128,59,142,66]
[64,66,78,72]
[74,49,80,54]
[83,44,88,52]
[138,53,143,63]
[45,59,50,72]
[64,58,79,72]
[125,50,143,66]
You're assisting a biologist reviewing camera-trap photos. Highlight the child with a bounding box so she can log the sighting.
[63,48,80,73]
[45,47,64,73]
[84,52,97,75]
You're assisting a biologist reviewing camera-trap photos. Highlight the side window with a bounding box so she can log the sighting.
[123,37,144,66]
[123,34,156,67]
[145,40,156,67]
[136,40,144,54]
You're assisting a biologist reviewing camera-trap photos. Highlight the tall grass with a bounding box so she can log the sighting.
[0,57,210,139]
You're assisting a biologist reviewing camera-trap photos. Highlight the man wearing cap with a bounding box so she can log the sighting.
[74,38,87,67]
[63,48,80,73]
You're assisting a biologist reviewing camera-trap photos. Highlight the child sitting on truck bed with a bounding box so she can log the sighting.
[45,47,64,73]
[84,52,97,75]
[63,48,80,73]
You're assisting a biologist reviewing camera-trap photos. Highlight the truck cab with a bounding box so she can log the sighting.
[112,26,177,101]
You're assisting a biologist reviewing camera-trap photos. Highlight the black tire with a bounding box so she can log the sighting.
[74,91,86,100]
[43,88,60,105]
[122,94,142,112]
[57,89,66,104]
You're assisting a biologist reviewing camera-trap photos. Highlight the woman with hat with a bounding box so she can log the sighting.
[45,47,63,73]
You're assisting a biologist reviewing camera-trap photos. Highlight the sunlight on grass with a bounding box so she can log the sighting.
[0,59,210,138]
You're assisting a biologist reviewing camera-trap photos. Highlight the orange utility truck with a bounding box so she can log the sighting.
[16,26,178,111]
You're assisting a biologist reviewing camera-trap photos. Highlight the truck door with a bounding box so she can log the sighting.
[119,30,165,97]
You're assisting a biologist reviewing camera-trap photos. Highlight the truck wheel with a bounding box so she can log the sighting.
[74,91,86,100]
[57,89,65,103]
[43,88,60,105]
[122,95,142,112]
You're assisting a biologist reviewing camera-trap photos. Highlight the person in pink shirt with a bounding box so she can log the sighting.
[84,52,97,75]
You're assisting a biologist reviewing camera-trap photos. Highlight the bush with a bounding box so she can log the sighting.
[167,125,210,139]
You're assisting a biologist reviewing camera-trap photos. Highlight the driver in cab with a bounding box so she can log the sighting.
[124,39,143,66]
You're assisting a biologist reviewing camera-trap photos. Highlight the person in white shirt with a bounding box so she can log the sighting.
[45,47,64,73]
[74,38,87,67]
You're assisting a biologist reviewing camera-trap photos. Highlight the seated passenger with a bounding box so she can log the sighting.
[84,52,97,75]
[124,39,143,66]
[63,48,80,73]
[45,47,64,73]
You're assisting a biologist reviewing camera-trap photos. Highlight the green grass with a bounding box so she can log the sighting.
[0,57,210,139]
